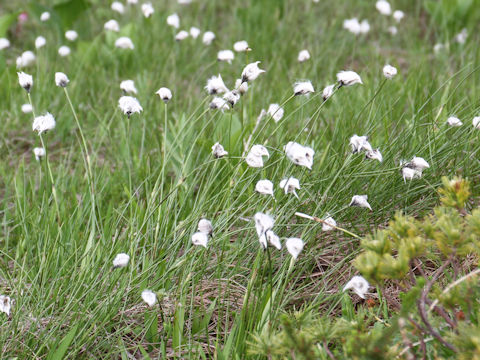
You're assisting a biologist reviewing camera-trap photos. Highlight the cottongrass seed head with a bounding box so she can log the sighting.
[279,177,300,198]
[337,70,363,86]
[284,141,315,170]
[349,195,372,210]
[33,147,45,161]
[191,232,208,248]
[212,142,228,158]
[17,71,33,92]
[0,295,12,316]
[343,275,369,299]
[113,253,130,268]
[32,113,56,134]
[206,74,229,95]
[156,87,173,103]
[141,289,157,307]
[55,72,69,87]
[120,80,137,94]
[286,238,304,260]
[241,61,265,82]
[383,64,397,79]
[293,81,314,95]
[255,179,274,196]
[118,96,143,117]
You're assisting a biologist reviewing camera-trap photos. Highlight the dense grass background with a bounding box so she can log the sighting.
[1,0,480,358]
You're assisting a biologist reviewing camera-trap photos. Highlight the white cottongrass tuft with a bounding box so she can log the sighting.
[33,147,45,161]
[104,19,120,32]
[388,26,398,36]
[0,38,10,50]
[473,117,480,129]
[322,215,336,231]
[35,36,46,49]
[349,134,372,153]
[246,144,269,168]
[217,50,234,63]
[343,18,370,35]
[286,238,304,260]
[65,30,78,41]
[120,80,137,94]
[209,97,230,112]
[32,113,56,134]
[156,87,173,103]
[55,72,69,87]
[113,253,130,268]
[279,177,300,198]
[343,275,369,299]
[349,195,372,210]
[206,74,228,95]
[233,40,251,52]
[198,219,213,235]
[365,149,383,163]
[175,30,189,41]
[0,295,11,316]
[21,103,33,114]
[402,167,422,182]
[223,90,240,107]
[447,116,462,127]
[255,179,274,196]
[383,64,397,79]
[393,10,405,22]
[254,212,274,249]
[297,49,310,62]
[235,79,248,95]
[40,11,50,21]
[58,46,71,57]
[115,37,134,50]
[212,142,228,158]
[337,70,363,86]
[118,96,143,117]
[267,104,284,123]
[189,27,201,39]
[111,1,125,14]
[284,141,315,170]
[376,0,392,15]
[141,289,157,307]
[141,3,154,17]
[192,232,208,248]
[17,71,33,92]
[202,31,215,45]
[241,61,265,82]
[293,81,314,95]
[408,156,430,171]
[16,51,36,68]
[322,84,335,101]
[167,13,180,28]
[455,28,468,44]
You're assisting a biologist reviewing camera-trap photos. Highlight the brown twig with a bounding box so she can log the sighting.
[323,341,337,360]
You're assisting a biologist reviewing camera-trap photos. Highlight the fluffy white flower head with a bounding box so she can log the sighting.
[104,19,120,32]
[322,84,335,101]
[40,11,50,21]
[115,37,134,49]
[241,61,265,82]
[322,215,337,231]
[350,135,372,153]
[206,74,228,95]
[447,116,462,127]
[33,147,45,161]
[473,117,480,129]
[383,64,397,79]
[376,0,392,15]
[156,87,172,103]
[202,31,215,45]
[0,295,11,316]
[217,50,234,64]
[17,71,33,92]
[393,10,405,22]
[141,3,154,17]
[255,180,274,196]
[189,27,201,39]
[0,38,10,50]
[55,72,69,87]
[21,103,33,114]
[297,49,310,62]
[293,81,314,95]
[286,238,304,260]
[198,219,213,235]
[279,177,300,198]
[58,46,71,57]
[65,30,78,41]
[113,253,130,268]
[409,156,430,171]
[223,90,240,107]
[365,149,383,163]
[118,96,143,117]
[402,167,422,182]
[349,195,372,210]
[111,1,125,14]
[167,13,180,28]
[32,113,56,134]
[343,275,369,299]
[192,232,208,248]
[235,79,248,95]
[212,142,228,158]
[209,97,230,112]
[337,71,363,86]
[175,30,189,41]
[120,80,137,94]
[233,40,251,52]
[246,145,269,168]
[35,36,46,49]
[141,289,157,307]
[284,142,315,170]
[267,104,284,123]
[16,51,36,68]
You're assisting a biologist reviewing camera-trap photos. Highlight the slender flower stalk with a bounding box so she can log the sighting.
[294,212,361,239]
[27,93,60,220]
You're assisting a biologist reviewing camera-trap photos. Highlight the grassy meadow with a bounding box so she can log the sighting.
[1,0,480,358]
